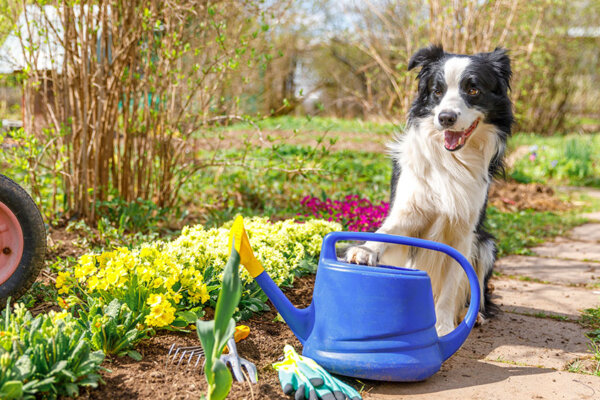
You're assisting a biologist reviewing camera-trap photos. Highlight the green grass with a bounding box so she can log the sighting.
[579,307,600,376]
[182,144,392,227]
[508,133,600,187]
[486,206,587,257]
[212,115,400,135]
[185,142,597,258]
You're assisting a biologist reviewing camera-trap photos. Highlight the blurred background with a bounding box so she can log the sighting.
[2,0,599,132]
[0,0,599,230]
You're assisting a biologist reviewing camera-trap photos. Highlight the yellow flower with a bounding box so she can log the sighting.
[145,294,176,327]
[57,296,68,309]
[55,271,72,294]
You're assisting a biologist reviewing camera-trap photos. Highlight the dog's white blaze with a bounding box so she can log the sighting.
[434,57,482,131]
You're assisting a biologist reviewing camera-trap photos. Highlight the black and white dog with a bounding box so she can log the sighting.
[345,45,513,335]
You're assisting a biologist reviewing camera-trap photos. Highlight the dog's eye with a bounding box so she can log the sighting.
[468,88,480,96]
[433,89,443,97]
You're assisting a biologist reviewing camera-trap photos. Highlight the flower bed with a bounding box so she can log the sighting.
[57,217,341,327]
[299,195,388,232]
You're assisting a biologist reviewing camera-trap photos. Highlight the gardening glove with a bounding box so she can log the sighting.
[229,216,264,278]
[273,345,362,400]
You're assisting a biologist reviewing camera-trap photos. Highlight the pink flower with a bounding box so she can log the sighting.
[298,196,389,232]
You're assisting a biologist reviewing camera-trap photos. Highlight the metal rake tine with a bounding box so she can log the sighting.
[177,350,189,366]
[179,347,204,367]
[166,343,178,365]
[166,344,203,366]
[187,350,204,368]
[239,357,258,384]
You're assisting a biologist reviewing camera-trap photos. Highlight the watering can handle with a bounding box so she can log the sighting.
[321,231,480,361]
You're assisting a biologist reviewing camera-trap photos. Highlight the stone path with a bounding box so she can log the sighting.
[364,192,600,399]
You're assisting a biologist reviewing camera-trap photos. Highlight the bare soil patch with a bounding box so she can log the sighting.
[489,180,570,212]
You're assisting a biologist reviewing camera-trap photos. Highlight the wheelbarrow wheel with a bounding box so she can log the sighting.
[0,174,46,306]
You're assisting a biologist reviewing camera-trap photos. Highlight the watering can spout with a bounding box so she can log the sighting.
[254,272,314,343]
[229,216,314,343]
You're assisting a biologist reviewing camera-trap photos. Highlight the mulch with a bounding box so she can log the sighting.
[488,180,571,212]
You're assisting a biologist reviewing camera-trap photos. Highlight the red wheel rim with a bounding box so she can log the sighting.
[0,200,24,285]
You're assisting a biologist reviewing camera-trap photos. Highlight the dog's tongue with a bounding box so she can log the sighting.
[444,130,464,150]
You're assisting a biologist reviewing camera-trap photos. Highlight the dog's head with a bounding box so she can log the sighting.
[407,45,513,152]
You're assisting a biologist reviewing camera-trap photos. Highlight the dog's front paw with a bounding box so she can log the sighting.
[345,246,378,266]
[436,321,455,336]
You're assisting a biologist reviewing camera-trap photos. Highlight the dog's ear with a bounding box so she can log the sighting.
[408,45,445,71]
[485,47,512,91]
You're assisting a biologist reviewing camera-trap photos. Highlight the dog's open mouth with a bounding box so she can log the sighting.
[444,119,480,151]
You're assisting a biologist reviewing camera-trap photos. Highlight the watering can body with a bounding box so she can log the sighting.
[252,232,480,382]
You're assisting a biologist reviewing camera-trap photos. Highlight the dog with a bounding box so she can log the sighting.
[345,45,513,335]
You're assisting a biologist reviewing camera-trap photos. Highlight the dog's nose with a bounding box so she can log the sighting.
[438,111,457,128]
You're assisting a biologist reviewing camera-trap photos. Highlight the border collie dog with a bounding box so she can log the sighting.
[345,45,513,335]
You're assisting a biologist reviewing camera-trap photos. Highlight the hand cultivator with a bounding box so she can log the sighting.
[166,326,257,383]
[0,174,46,305]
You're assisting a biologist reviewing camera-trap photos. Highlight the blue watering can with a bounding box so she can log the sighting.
[242,230,480,382]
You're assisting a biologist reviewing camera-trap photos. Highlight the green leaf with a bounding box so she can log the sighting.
[15,354,32,377]
[213,247,241,349]
[171,318,189,328]
[196,319,216,380]
[49,360,67,376]
[0,381,23,400]
[209,359,233,400]
[127,350,143,361]
[65,382,79,397]
[105,299,121,318]
[178,311,199,324]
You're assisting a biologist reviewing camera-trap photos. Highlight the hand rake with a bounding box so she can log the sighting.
[166,337,257,383]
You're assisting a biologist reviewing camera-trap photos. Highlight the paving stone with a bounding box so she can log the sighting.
[495,255,600,285]
[582,211,600,221]
[532,238,600,263]
[557,186,600,199]
[569,224,600,242]
[492,277,600,319]
[470,312,588,370]
[364,312,593,399]
[366,358,600,400]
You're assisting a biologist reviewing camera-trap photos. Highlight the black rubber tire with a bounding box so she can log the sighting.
[0,174,46,307]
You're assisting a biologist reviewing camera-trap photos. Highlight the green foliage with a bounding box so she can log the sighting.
[74,298,151,359]
[184,144,391,227]
[0,303,105,399]
[580,306,600,375]
[486,207,585,257]
[196,244,241,400]
[214,115,399,135]
[0,128,68,222]
[95,196,168,233]
[509,134,600,187]
[16,281,58,309]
